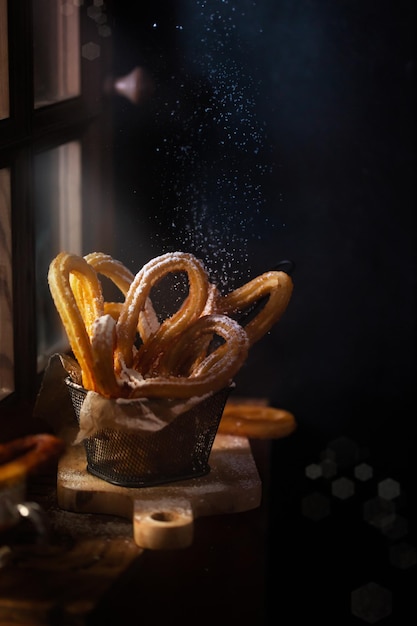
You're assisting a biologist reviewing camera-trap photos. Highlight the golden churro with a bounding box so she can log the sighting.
[48,251,294,412]
[218,270,293,346]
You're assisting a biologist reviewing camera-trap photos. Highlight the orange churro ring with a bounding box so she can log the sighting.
[218,270,293,346]
[218,403,296,439]
[0,434,66,481]
[48,252,104,391]
[157,313,249,378]
[84,252,134,294]
[116,252,210,373]
[85,252,159,343]
[126,314,248,400]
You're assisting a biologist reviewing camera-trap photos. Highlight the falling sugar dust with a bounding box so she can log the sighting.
[143,0,285,290]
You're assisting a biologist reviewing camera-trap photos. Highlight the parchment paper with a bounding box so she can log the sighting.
[33,354,212,444]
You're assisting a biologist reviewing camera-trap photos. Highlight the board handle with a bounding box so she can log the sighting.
[133,498,194,549]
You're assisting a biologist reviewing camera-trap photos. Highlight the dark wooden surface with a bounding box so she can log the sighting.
[0,440,270,626]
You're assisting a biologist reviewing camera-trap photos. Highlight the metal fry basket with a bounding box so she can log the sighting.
[65,378,229,488]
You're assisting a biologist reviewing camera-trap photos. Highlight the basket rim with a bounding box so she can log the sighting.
[64,376,234,399]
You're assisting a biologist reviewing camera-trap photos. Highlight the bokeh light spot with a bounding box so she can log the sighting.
[301,492,331,522]
[305,463,322,480]
[98,25,111,38]
[331,476,355,500]
[381,515,409,540]
[351,582,392,623]
[363,497,396,530]
[87,5,102,20]
[320,458,338,479]
[324,436,360,470]
[81,42,100,61]
[354,462,373,481]
[378,478,401,501]
[389,542,416,569]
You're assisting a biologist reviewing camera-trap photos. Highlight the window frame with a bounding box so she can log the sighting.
[0,0,115,417]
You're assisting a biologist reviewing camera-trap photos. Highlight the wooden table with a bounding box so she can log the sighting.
[0,439,270,626]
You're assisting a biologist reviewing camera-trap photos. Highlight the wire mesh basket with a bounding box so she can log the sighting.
[65,378,229,488]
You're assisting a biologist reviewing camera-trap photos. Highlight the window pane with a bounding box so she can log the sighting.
[35,141,82,370]
[0,168,14,398]
[0,0,9,120]
[33,0,81,109]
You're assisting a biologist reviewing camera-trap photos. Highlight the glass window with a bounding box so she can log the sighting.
[0,1,112,412]
[0,0,9,120]
[0,168,14,398]
[35,141,82,370]
[32,0,81,109]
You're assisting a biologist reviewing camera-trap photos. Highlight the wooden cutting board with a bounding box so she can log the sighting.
[57,433,262,550]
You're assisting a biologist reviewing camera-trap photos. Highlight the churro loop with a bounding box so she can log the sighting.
[126,315,248,399]
[84,252,134,294]
[218,403,296,439]
[0,434,66,481]
[116,252,209,372]
[71,253,131,338]
[218,270,293,346]
[48,252,104,390]
[85,252,159,343]
[158,313,249,378]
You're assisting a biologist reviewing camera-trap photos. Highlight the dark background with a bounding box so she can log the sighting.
[107,1,415,623]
